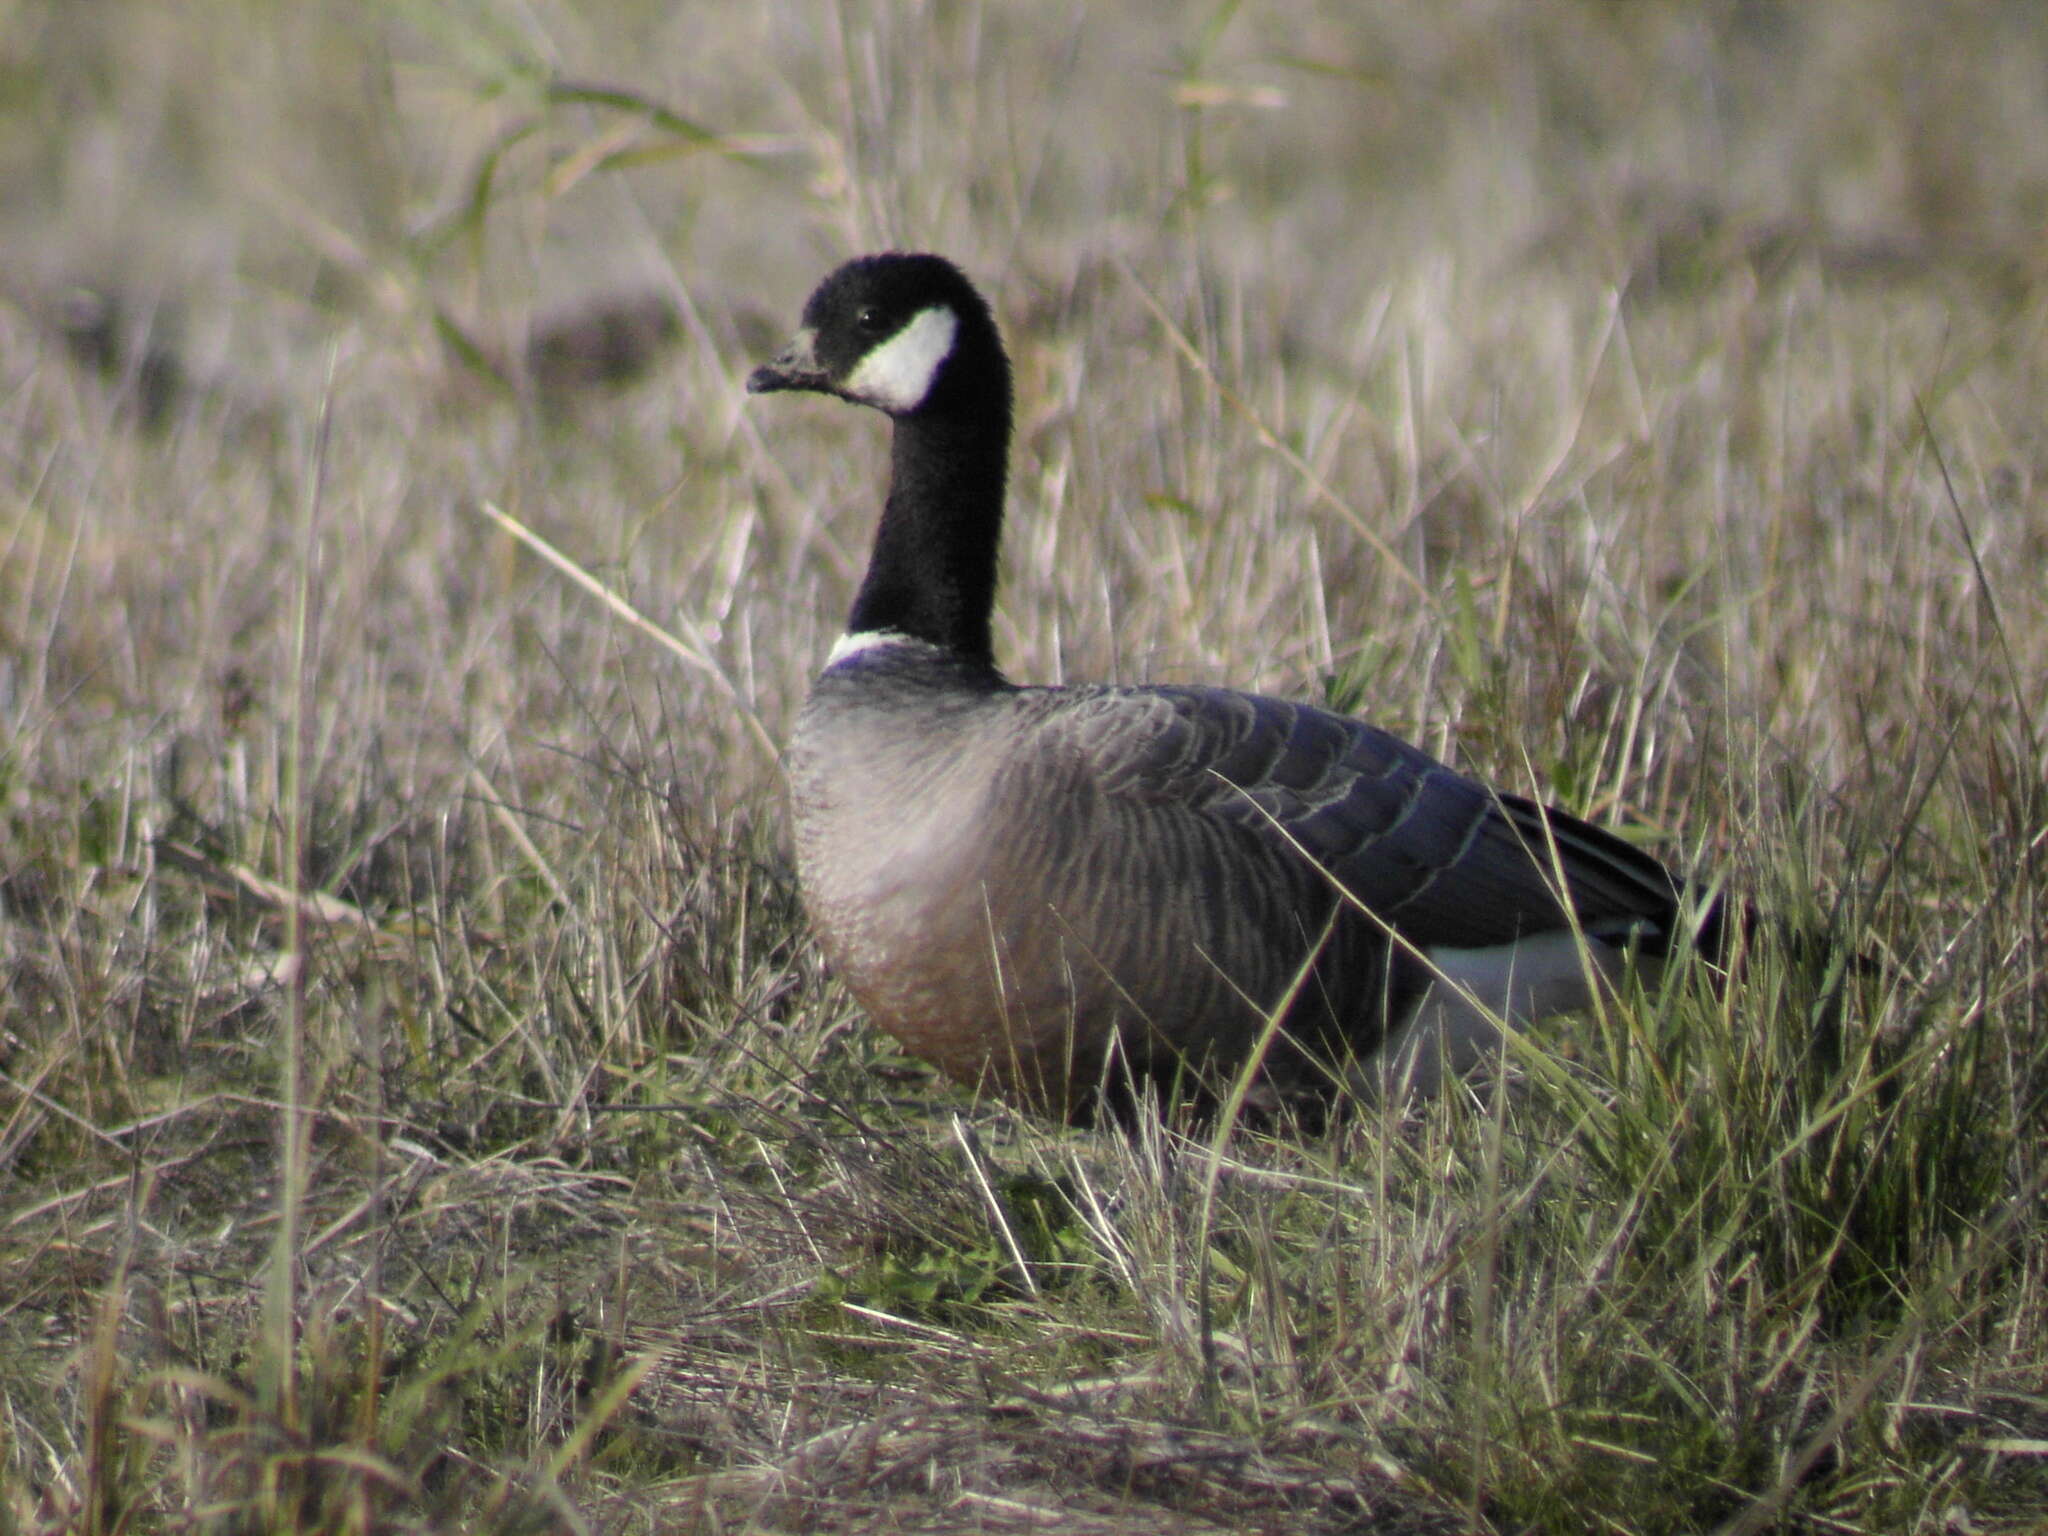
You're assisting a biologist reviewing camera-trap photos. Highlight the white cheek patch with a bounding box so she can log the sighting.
[845,306,959,412]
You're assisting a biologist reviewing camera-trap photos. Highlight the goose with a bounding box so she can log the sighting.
[749,252,1725,1122]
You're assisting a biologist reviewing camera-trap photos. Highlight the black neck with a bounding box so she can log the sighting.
[846,394,1010,665]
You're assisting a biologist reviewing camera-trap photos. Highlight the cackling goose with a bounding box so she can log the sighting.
[750,252,1725,1122]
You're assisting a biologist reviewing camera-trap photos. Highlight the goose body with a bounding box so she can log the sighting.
[752,253,1708,1120]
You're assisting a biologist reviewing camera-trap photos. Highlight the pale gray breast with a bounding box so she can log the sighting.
[787,666,1008,987]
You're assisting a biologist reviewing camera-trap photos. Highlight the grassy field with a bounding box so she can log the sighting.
[3,2,2046,1531]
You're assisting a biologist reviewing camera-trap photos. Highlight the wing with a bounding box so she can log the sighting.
[1049,683,1685,952]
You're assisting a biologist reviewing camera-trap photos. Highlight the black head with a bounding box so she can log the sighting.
[746,253,1004,418]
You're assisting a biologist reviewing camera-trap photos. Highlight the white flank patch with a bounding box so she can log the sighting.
[825,629,913,666]
[844,305,959,412]
[1374,929,1616,1096]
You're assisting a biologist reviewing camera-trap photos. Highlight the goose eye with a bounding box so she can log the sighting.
[856,307,884,334]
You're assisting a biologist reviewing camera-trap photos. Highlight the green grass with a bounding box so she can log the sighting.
[4,2,2047,1532]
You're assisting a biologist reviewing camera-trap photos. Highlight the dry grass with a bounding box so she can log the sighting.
[3,2,2046,1532]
